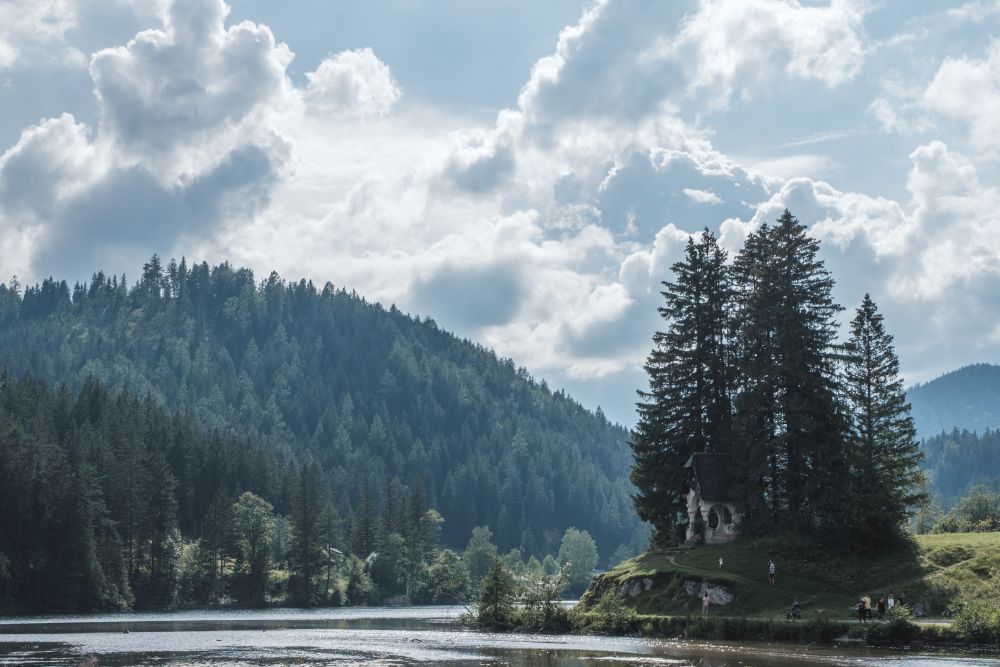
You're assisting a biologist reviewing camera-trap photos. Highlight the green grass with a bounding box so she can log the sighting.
[585,532,1000,620]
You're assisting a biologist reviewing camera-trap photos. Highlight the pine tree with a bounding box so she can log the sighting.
[289,461,327,605]
[631,229,733,544]
[136,449,179,607]
[350,487,380,558]
[731,211,847,535]
[842,294,925,544]
[318,501,341,603]
[199,489,232,602]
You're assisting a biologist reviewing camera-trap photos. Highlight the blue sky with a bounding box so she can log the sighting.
[2,0,1000,425]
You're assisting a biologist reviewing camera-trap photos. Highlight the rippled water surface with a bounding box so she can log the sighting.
[1,606,997,666]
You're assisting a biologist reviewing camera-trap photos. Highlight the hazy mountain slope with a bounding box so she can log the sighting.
[0,259,644,558]
[907,363,1000,438]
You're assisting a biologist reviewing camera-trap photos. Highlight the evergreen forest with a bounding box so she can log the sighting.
[631,211,925,548]
[0,258,645,610]
[921,429,1000,510]
[0,373,603,610]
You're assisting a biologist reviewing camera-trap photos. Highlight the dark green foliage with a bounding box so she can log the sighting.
[922,429,1000,509]
[953,600,1000,644]
[933,484,1000,533]
[0,258,639,558]
[230,492,275,606]
[317,501,341,604]
[0,374,283,610]
[867,604,921,643]
[631,210,924,546]
[289,462,328,605]
[463,525,499,590]
[471,557,517,628]
[368,532,408,598]
[350,487,380,559]
[731,212,847,534]
[196,489,232,604]
[842,294,925,544]
[631,230,733,543]
[410,549,470,604]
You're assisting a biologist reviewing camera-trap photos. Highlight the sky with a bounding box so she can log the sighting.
[2,0,1000,426]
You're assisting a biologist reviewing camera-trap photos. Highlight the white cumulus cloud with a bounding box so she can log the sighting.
[305,48,402,117]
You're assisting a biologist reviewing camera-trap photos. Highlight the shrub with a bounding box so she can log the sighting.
[868,604,920,643]
[580,590,638,634]
[954,600,1000,644]
[468,557,517,629]
[517,565,572,632]
[805,610,840,643]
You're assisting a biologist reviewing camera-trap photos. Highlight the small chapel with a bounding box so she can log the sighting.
[684,453,742,545]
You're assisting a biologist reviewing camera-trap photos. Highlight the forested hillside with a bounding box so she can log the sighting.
[908,364,1000,437]
[0,258,642,561]
[0,374,296,609]
[922,429,1000,509]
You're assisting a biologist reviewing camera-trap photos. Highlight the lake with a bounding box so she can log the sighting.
[0,606,997,666]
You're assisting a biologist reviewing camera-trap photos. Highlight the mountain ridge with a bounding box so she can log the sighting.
[907,362,1000,438]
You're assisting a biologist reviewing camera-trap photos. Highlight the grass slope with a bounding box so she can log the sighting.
[584,532,1000,620]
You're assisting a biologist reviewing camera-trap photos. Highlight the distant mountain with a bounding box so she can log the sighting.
[907,363,1000,438]
[0,258,644,559]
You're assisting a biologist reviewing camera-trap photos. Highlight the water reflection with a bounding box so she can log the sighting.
[0,606,996,666]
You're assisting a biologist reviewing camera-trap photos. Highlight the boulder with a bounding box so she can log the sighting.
[618,577,654,598]
[684,580,734,605]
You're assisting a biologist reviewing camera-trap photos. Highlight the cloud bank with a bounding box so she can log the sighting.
[2,0,999,424]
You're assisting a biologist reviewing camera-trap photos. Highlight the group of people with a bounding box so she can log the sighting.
[855,592,898,622]
[697,558,906,623]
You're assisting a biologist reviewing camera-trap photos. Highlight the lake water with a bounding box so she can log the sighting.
[0,606,997,666]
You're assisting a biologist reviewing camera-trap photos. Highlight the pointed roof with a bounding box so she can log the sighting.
[685,453,736,503]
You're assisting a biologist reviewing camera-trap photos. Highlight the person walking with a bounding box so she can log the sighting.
[863,594,872,621]
[768,559,776,585]
[887,593,895,610]
[718,557,724,569]
[702,591,710,617]
[857,598,866,623]
[877,597,886,620]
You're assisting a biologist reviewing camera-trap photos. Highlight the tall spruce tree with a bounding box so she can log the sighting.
[136,449,179,607]
[842,294,925,544]
[198,489,231,603]
[289,461,327,605]
[631,229,733,545]
[731,211,848,535]
[350,486,380,558]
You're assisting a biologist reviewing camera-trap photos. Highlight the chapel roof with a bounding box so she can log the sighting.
[684,453,736,502]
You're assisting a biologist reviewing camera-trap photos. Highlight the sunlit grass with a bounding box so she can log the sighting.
[594,532,999,620]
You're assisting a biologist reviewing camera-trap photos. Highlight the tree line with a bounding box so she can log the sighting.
[0,373,601,611]
[920,428,1000,510]
[0,257,644,562]
[631,211,924,548]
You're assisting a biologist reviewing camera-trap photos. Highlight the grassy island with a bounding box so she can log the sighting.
[582,532,999,618]
[568,532,1000,647]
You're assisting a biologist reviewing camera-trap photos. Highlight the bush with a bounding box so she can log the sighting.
[466,558,517,629]
[517,565,572,632]
[867,604,921,643]
[410,549,470,604]
[804,610,840,643]
[578,590,638,634]
[954,600,1000,644]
